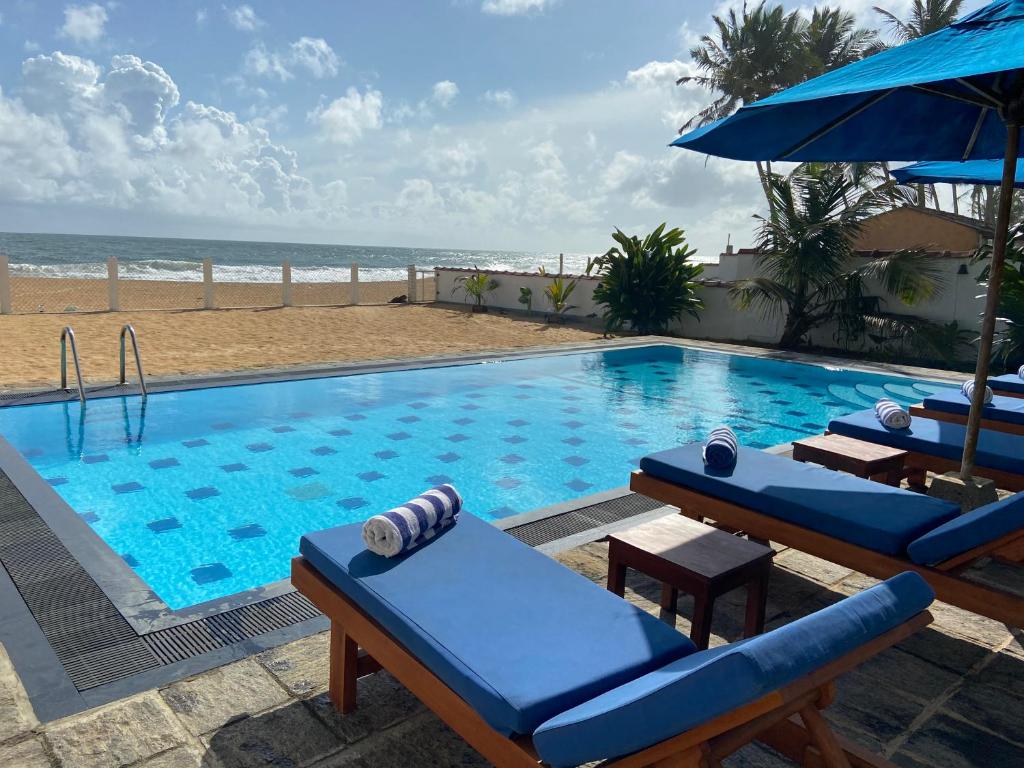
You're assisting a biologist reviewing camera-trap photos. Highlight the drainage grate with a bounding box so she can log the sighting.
[505,492,663,548]
[144,591,321,665]
[0,471,161,690]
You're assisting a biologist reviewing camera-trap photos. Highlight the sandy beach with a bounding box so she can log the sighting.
[0,298,603,390]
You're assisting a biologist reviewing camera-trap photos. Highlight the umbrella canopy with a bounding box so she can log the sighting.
[892,159,1024,187]
[672,0,1024,480]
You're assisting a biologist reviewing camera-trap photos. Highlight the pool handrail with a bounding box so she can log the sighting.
[59,326,86,404]
[119,324,147,398]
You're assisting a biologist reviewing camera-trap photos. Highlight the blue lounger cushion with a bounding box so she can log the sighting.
[828,409,1024,476]
[299,513,695,737]
[908,493,1024,565]
[533,572,934,768]
[639,444,958,555]
[922,389,1024,427]
[990,373,1024,396]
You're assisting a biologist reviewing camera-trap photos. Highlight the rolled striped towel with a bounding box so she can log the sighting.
[1018,364,1024,379]
[961,379,993,405]
[362,484,463,558]
[703,426,738,469]
[875,399,911,429]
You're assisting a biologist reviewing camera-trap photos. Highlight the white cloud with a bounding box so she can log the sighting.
[483,89,516,108]
[104,55,180,134]
[24,41,41,53]
[226,4,263,31]
[196,8,208,26]
[243,44,292,81]
[243,38,340,81]
[625,60,694,90]
[481,0,555,16]
[58,4,108,44]
[309,87,383,145]
[423,140,481,178]
[431,80,459,108]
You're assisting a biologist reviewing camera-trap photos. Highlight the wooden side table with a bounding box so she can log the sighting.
[792,433,908,487]
[606,514,774,650]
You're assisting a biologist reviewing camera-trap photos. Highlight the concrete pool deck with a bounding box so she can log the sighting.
[1,532,1021,768]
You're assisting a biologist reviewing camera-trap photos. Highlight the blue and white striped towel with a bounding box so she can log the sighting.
[362,484,463,558]
[961,379,994,405]
[1018,364,1024,380]
[703,426,738,469]
[874,399,911,429]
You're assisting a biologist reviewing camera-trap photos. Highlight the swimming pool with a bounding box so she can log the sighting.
[0,343,954,610]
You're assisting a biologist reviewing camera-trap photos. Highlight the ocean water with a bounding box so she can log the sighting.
[0,231,593,283]
[0,344,953,610]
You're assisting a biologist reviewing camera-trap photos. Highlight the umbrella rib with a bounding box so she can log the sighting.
[911,83,998,109]
[962,107,990,161]
[777,89,895,160]
[955,77,1008,109]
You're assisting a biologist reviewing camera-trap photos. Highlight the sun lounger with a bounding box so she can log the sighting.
[909,389,1024,435]
[293,512,933,768]
[989,372,1024,398]
[631,444,1024,627]
[826,409,1024,491]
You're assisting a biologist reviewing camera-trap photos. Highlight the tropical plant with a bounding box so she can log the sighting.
[518,286,533,313]
[544,276,577,317]
[588,224,704,335]
[873,0,965,43]
[730,163,945,350]
[452,268,498,309]
[975,222,1024,369]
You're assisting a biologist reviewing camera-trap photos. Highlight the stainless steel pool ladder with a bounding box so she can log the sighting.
[59,326,86,403]
[119,324,147,398]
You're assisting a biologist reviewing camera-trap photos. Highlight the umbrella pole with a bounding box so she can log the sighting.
[959,121,1021,480]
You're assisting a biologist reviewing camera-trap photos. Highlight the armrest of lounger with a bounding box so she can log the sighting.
[531,572,934,768]
[907,492,1024,566]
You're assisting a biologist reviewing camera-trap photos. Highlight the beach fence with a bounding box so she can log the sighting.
[0,255,433,314]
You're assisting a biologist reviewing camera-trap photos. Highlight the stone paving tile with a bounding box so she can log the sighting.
[773,549,854,586]
[0,641,38,743]
[896,627,992,677]
[853,646,961,703]
[137,744,223,768]
[305,670,423,744]
[0,736,53,768]
[896,712,1024,768]
[723,743,799,767]
[160,659,291,736]
[256,630,330,697]
[943,677,1024,746]
[826,669,928,751]
[314,713,489,767]
[45,691,190,768]
[925,599,1016,649]
[203,700,340,768]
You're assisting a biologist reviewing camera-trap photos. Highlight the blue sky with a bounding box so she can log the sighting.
[0,1,983,256]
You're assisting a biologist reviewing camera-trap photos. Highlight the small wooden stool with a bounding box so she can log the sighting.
[606,514,774,650]
[792,433,908,486]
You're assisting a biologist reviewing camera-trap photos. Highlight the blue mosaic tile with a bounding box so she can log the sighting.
[563,395,582,401]
[408,402,429,410]
[345,414,367,421]
[339,497,369,510]
[565,478,594,493]
[192,563,232,584]
[148,517,181,533]
[149,457,180,470]
[311,445,337,456]
[623,437,647,446]
[750,440,770,449]
[516,383,535,389]
[288,482,331,501]
[446,433,470,443]
[563,455,589,467]
[271,425,296,433]
[436,452,461,463]
[500,454,525,464]
[387,431,412,441]
[801,422,825,431]
[733,425,756,433]
[21,448,43,458]
[562,407,581,414]
[771,399,793,406]
[47,477,68,487]
[211,422,234,430]
[503,435,527,445]
[786,410,809,418]
[494,477,522,489]
[289,467,318,478]
[426,474,453,485]
[507,419,529,427]
[758,389,777,396]
[563,384,581,390]
[620,422,639,430]
[398,415,421,424]
[374,450,399,460]
[490,506,517,517]
[358,470,386,482]
[80,511,99,523]
[562,420,584,429]
[229,523,266,541]
[466,392,485,399]
[453,417,474,426]
[122,553,139,568]
[83,454,109,464]
[290,411,313,419]
[461,404,481,411]
[183,439,209,448]
[186,486,220,501]
[513,394,531,400]
[562,436,585,446]
[221,463,249,473]
[247,442,274,453]
[113,481,144,494]
[329,428,353,437]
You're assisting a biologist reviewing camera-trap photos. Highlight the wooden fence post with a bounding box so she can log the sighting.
[203,259,215,309]
[407,265,417,303]
[282,261,292,307]
[107,256,120,312]
[350,264,360,305]
[0,254,11,314]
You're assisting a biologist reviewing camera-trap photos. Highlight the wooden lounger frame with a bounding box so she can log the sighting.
[908,402,1024,437]
[630,471,1024,628]
[294,556,929,768]
[991,386,1024,400]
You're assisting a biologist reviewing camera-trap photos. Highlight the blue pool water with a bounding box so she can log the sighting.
[0,345,953,610]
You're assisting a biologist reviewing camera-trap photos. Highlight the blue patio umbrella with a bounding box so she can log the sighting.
[892,159,1024,188]
[673,0,1024,479]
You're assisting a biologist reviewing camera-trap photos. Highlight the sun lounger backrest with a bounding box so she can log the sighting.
[907,493,1024,565]
[531,572,935,768]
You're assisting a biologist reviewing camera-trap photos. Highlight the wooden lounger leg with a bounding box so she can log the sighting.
[330,621,359,714]
[799,704,853,768]
[650,744,713,767]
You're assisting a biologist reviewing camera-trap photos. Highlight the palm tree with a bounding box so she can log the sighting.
[730,164,945,350]
[804,7,882,75]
